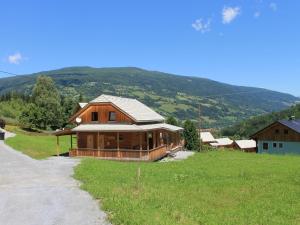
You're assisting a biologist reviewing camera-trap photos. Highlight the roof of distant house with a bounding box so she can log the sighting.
[210,138,233,147]
[235,140,256,149]
[79,103,88,108]
[200,132,215,143]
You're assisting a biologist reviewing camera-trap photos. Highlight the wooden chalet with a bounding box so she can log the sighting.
[55,94,183,161]
[251,119,300,154]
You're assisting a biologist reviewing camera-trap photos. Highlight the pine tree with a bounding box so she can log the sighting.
[183,120,200,151]
[166,116,178,126]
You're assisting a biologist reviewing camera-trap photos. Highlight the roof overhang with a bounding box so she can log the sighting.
[72,123,183,133]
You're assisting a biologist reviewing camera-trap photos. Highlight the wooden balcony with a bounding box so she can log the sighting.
[69,145,168,161]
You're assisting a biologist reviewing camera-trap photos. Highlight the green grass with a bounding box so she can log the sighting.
[4,126,73,159]
[74,151,300,225]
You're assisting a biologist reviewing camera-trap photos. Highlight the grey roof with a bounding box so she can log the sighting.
[234,140,256,149]
[279,119,300,134]
[79,103,88,108]
[200,132,215,143]
[72,123,183,132]
[90,94,165,122]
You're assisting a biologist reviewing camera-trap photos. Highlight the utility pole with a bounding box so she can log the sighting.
[198,104,202,151]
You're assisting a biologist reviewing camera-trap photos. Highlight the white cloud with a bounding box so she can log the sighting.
[254,11,261,18]
[192,18,211,33]
[269,2,277,11]
[8,52,23,64]
[222,6,241,24]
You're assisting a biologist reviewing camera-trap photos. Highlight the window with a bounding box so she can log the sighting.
[108,111,116,121]
[91,112,98,121]
[263,143,269,150]
[275,129,279,134]
[279,143,283,148]
[284,129,289,134]
[273,143,277,148]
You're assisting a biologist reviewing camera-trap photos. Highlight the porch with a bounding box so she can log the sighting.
[55,129,183,161]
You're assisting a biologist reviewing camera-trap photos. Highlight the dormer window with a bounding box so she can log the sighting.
[91,112,98,121]
[109,111,116,121]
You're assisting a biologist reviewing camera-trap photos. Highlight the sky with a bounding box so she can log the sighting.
[1,0,299,96]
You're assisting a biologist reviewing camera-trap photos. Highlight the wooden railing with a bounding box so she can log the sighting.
[69,145,167,161]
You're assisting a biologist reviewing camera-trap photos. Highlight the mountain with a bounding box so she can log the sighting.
[221,104,300,138]
[0,67,298,127]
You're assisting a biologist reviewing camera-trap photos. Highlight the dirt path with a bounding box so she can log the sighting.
[0,131,110,225]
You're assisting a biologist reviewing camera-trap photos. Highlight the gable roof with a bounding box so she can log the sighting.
[235,140,256,149]
[90,94,165,122]
[200,132,215,143]
[210,138,233,147]
[251,119,300,138]
[79,103,88,108]
[278,119,300,134]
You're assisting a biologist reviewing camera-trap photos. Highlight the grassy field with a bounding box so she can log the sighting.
[4,125,73,159]
[74,151,300,225]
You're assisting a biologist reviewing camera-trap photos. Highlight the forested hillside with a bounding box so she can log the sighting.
[0,67,298,127]
[221,104,300,138]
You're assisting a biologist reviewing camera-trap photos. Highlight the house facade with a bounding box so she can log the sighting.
[56,94,183,161]
[251,119,300,154]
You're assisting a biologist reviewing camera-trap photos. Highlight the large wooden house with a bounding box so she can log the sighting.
[56,94,183,161]
[251,119,300,154]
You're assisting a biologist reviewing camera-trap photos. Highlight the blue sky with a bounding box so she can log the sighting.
[1,0,299,96]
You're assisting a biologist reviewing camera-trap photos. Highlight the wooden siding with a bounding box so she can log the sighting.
[73,104,133,124]
[252,122,300,142]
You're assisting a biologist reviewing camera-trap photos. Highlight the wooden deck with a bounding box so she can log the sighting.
[69,145,168,161]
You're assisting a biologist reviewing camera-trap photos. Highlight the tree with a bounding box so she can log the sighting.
[0,118,5,129]
[166,116,178,126]
[19,76,64,130]
[183,120,200,151]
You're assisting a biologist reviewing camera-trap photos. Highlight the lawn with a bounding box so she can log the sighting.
[4,126,73,159]
[74,151,300,225]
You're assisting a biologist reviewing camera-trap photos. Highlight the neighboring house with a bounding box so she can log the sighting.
[200,132,215,144]
[233,140,257,153]
[251,119,300,154]
[55,94,183,161]
[210,138,233,148]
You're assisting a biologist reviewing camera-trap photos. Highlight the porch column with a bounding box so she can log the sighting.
[97,132,100,150]
[70,134,73,150]
[147,132,150,159]
[117,132,120,158]
[56,136,60,157]
[139,132,142,158]
[153,130,156,149]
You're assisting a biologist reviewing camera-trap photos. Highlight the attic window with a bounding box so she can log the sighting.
[275,129,279,134]
[284,129,289,134]
[91,112,98,121]
[109,112,116,121]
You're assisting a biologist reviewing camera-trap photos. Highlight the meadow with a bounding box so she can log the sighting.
[74,151,300,225]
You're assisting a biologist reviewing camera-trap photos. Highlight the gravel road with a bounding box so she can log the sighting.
[0,130,110,225]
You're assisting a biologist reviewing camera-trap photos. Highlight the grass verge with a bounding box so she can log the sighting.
[4,125,73,159]
[74,151,300,225]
